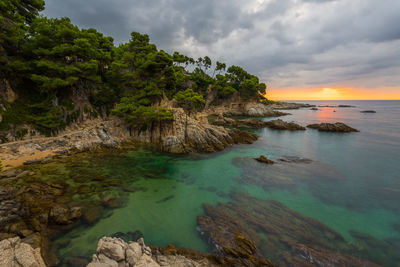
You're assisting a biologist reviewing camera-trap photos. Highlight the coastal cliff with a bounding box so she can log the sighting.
[0,103,262,169]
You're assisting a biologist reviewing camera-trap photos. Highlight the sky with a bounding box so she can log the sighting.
[43,0,400,100]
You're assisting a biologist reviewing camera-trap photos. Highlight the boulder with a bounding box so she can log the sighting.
[89,237,160,267]
[96,237,126,262]
[307,122,359,132]
[0,237,46,267]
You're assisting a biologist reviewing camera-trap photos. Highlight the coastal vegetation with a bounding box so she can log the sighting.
[0,0,267,138]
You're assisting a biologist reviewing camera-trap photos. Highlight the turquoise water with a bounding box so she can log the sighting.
[52,100,400,266]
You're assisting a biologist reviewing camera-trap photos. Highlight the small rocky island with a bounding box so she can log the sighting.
[307,122,359,132]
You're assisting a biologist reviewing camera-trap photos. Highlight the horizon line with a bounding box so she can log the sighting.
[273,99,400,101]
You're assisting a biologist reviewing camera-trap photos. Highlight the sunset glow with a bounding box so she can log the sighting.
[267,87,400,100]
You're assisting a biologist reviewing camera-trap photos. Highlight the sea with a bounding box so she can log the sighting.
[40,100,400,266]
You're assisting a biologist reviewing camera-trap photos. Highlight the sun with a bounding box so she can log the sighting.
[318,88,340,99]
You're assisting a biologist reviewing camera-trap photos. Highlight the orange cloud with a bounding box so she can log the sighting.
[267,87,400,100]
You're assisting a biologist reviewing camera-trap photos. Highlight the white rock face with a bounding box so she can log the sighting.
[0,237,46,267]
[130,108,256,154]
[88,237,208,267]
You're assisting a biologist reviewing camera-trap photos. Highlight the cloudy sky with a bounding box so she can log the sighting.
[43,0,400,99]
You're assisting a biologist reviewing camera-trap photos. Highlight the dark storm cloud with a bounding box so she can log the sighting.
[43,0,400,89]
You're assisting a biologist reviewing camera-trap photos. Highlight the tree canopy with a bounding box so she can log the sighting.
[0,0,268,137]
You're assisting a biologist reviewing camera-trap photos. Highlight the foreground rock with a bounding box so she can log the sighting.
[88,236,277,267]
[0,237,46,267]
[307,122,359,132]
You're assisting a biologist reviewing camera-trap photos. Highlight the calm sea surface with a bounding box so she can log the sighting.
[46,100,400,266]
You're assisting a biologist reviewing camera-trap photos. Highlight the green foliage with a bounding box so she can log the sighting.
[0,0,268,136]
[11,17,114,94]
[227,65,267,100]
[213,74,237,98]
[112,94,173,128]
[0,0,45,69]
[0,96,64,136]
[0,159,3,172]
[109,32,175,103]
[174,88,205,113]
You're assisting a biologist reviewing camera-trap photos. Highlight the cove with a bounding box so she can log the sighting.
[36,100,400,266]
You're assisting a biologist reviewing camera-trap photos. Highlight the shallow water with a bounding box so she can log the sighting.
[46,100,400,266]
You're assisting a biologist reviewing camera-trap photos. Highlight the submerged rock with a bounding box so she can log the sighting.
[254,155,275,164]
[307,122,359,132]
[111,231,143,243]
[197,192,380,267]
[82,205,104,225]
[264,119,306,131]
[278,156,313,164]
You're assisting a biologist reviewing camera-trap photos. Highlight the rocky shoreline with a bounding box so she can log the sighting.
[86,236,278,267]
[0,106,262,170]
[0,100,304,169]
[0,100,367,267]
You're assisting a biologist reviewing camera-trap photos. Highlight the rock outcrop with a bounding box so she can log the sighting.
[254,156,275,164]
[264,119,306,131]
[132,108,258,154]
[88,237,209,267]
[212,102,289,117]
[307,122,359,132]
[88,236,278,267]
[212,117,305,131]
[0,181,86,266]
[361,110,376,113]
[0,237,46,267]
[267,102,315,110]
